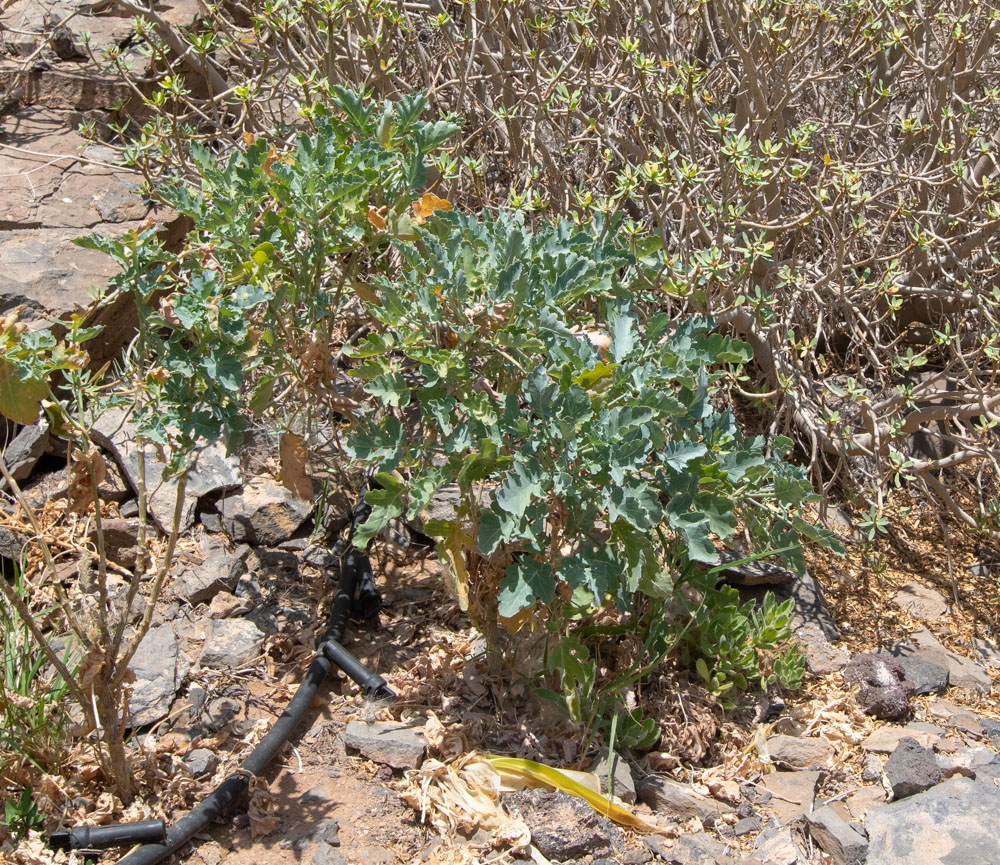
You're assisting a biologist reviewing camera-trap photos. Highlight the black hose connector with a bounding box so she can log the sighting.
[321,639,396,701]
[114,486,392,865]
[50,820,166,851]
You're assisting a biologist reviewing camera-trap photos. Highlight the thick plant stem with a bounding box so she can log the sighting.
[96,683,136,805]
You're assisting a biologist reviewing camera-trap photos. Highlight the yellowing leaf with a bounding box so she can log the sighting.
[484,755,656,831]
[243,131,255,147]
[263,146,279,177]
[353,281,380,305]
[367,207,387,230]
[412,192,453,225]
[279,431,313,501]
[251,241,274,265]
[0,359,47,424]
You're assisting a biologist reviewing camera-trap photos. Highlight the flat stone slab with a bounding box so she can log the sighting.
[760,769,820,823]
[0,58,136,110]
[925,699,984,735]
[0,226,144,320]
[866,776,1000,864]
[634,776,734,827]
[766,734,835,769]
[344,721,426,770]
[893,583,948,620]
[92,406,242,533]
[128,623,183,726]
[861,724,943,754]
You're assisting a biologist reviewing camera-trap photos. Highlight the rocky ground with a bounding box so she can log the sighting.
[4,5,1000,864]
[5,399,1000,865]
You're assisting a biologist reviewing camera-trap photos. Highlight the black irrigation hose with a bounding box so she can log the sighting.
[114,492,390,865]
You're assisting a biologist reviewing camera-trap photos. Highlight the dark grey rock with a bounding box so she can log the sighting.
[590,747,636,803]
[278,537,310,552]
[805,805,868,865]
[218,476,313,546]
[198,618,265,669]
[314,819,340,847]
[0,524,27,562]
[92,407,242,534]
[175,548,249,605]
[909,627,992,693]
[766,734,835,769]
[843,652,914,720]
[128,623,181,726]
[884,644,949,695]
[715,548,796,586]
[635,776,734,827]
[740,783,771,807]
[733,815,763,836]
[981,718,1000,745]
[344,720,426,770]
[204,696,241,732]
[187,683,208,717]
[624,847,653,864]
[4,421,49,480]
[200,510,223,533]
[502,788,623,862]
[865,776,1000,864]
[885,737,942,799]
[184,748,219,778]
[667,832,731,864]
[92,517,140,570]
[303,544,339,570]
[119,498,139,517]
[312,844,347,865]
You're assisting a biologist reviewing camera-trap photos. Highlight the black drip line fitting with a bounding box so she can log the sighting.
[49,489,393,863]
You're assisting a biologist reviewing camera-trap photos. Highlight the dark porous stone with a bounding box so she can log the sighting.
[843,652,915,720]
[885,737,942,799]
[502,789,623,862]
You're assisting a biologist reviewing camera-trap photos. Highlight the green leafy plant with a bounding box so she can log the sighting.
[2,787,45,841]
[680,586,804,705]
[344,205,841,663]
